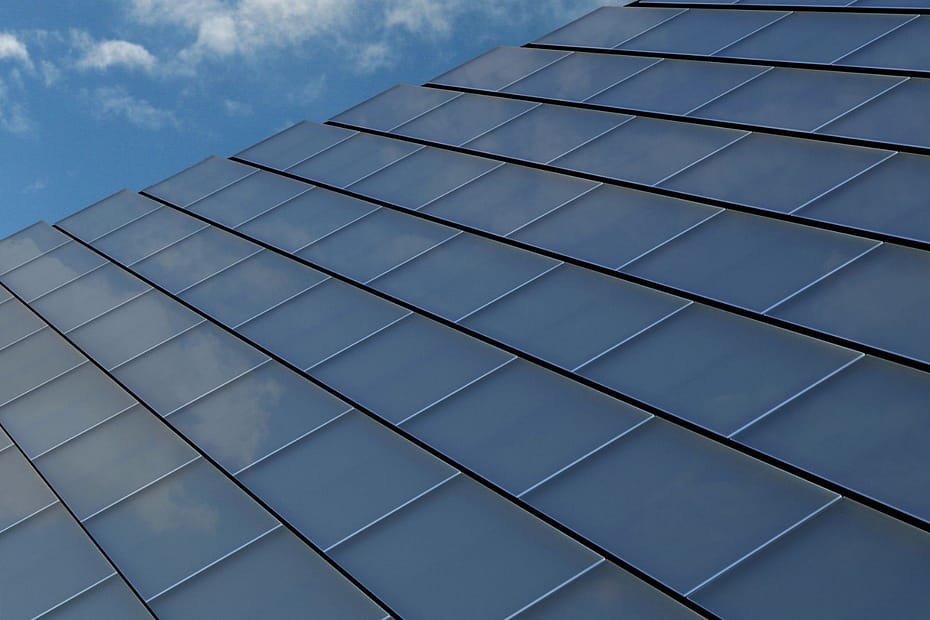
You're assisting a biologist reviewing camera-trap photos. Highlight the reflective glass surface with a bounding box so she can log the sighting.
[0,223,67,274]
[188,171,310,228]
[0,299,43,348]
[819,79,930,149]
[58,190,160,242]
[3,242,105,302]
[504,52,660,103]
[535,7,686,48]
[314,315,512,424]
[93,207,206,266]
[236,121,355,169]
[393,92,535,146]
[144,156,254,208]
[42,576,150,620]
[580,305,858,435]
[841,16,930,72]
[619,9,787,55]
[0,448,56,530]
[287,133,421,188]
[0,328,84,405]
[525,419,835,593]
[333,84,460,131]
[431,46,568,91]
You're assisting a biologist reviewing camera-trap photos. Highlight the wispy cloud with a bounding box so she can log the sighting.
[92,86,178,129]
[0,33,31,68]
[0,77,32,134]
[223,98,252,117]
[73,31,156,72]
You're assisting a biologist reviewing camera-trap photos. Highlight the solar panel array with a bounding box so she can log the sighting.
[1,1,929,618]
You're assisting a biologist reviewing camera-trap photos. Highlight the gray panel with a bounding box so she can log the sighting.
[590,59,766,116]
[619,9,787,55]
[236,121,355,170]
[0,448,56,531]
[170,362,349,473]
[0,223,67,274]
[0,299,43,348]
[69,289,202,370]
[819,79,930,150]
[349,147,500,209]
[421,164,596,235]
[535,6,686,49]
[332,84,460,131]
[314,315,512,424]
[287,133,421,188]
[694,500,930,619]
[298,208,457,283]
[771,244,930,364]
[0,504,113,620]
[41,576,151,620]
[180,250,326,327]
[151,527,383,619]
[37,405,196,520]
[660,134,889,213]
[237,188,379,253]
[114,321,267,414]
[188,171,310,228]
[404,359,649,495]
[841,16,930,72]
[239,411,454,549]
[93,207,205,266]
[2,242,105,302]
[0,329,84,405]
[525,419,835,593]
[463,264,686,369]
[623,210,878,312]
[144,156,254,208]
[552,118,746,185]
[238,278,407,370]
[333,474,597,620]
[512,184,720,269]
[465,104,628,164]
[580,305,858,435]
[717,12,909,62]
[393,92,535,146]
[0,363,134,458]
[85,458,276,601]
[504,52,660,103]
[431,46,568,91]
[737,356,930,522]
[57,190,160,242]
[690,68,903,132]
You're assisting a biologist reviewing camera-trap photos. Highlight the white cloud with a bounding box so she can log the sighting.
[0,33,31,68]
[354,43,392,74]
[92,86,178,130]
[223,98,252,116]
[74,33,156,71]
[0,77,32,134]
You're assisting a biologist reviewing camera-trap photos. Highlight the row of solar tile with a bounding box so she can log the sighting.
[639,0,930,10]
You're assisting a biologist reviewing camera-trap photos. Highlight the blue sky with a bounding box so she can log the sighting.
[0,0,606,238]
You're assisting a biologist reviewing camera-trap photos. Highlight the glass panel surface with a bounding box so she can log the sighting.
[69,289,202,370]
[819,79,930,150]
[144,156,254,208]
[718,12,912,63]
[3,242,105,302]
[0,504,113,620]
[42,576,150,620]
[288,133,421,188]
[422,164,596,235]
[737,356,930,522]
[464,264,686,369]
[373,233,559,321]
[151,527,384,619]
[0,300,43,348]
[37,405,196,520]
[237,188,379,252]
[0,222,67,274]
[393,92,535,146]
[504,52,660,102]
[349,147,500,209]
[333,84,460,131]
[797,153,930,244]
[0,448,56,530]
[525,419,835,593]
[240,411,454,549]
[535,6,686,48]
[694,500,930,619]
[431,46,568,91]
[771,244,930,364]
[619,9,787,55]
[93,207,205,265]
[58,190,160,242]
[189,171,310,228]
[314,315,512,424]
[114,321,268,414]
[553,118,746,185]
[0,363,135,458]
[405,359,649,494]
[236,121,355,169]
[512,184,720,269]
[32,263,150,333]
[660,134,889,213]
[0,329,84,406]
[580,305,858,435]
[624,211,878,312]
[85,458,276,601]
[170,361,350,473]
[841,16,930,72]
[180,250,326,327]
[465,105,627,164]
[238,278,407,370]
[691,68,903,131]
[298,208,457,282]
[333,475,597,620]
[134,226,260,294]
[590,59,766,116]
